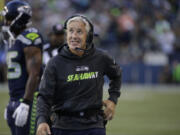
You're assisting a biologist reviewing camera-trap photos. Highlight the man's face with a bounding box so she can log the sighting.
[67,20,87,50]
[50,34,64,47]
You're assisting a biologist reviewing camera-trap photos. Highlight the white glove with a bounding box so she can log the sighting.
[4,108,7,120]
[12,102,30,127]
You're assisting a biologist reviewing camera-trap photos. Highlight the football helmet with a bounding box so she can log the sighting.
[1,0,32,35]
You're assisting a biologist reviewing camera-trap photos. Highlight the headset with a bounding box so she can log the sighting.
[64,14,94,45]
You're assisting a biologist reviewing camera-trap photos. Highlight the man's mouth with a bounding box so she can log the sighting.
[71,40,79,43]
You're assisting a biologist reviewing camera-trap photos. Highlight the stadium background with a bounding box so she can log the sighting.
[0,0,180,135]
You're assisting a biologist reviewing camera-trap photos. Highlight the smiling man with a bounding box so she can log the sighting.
[36,15,122,135]
[66,18,87,56]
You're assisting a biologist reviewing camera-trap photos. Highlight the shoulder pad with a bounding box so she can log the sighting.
[25,32,39,41]
[16,34,32,45]
[17,27,42,46]
[24,28,39,41]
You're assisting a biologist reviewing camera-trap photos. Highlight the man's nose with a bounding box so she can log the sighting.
[72,32,78,38]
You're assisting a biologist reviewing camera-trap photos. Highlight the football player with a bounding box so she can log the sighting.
[1,1,43,135]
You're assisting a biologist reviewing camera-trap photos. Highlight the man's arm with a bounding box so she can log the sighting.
[23,46,42,101]
[103,53,122,120]
[13,46,42,127]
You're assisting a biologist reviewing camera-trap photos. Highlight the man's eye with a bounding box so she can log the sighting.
[69,29,73,33]
[77,30,82,34]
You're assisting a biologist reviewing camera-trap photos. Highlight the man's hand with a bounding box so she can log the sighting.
[103,100,116,120]
[12,102,30,127]
[36,123,51,135]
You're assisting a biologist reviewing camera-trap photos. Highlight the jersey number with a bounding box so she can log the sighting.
[6,51,22,79]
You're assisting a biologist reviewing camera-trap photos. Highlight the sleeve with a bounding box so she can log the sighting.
[17,28,43,49]
[104,52,122,104]
[36,59,56,126]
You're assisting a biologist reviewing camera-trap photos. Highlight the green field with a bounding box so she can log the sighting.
[0,84,180,135]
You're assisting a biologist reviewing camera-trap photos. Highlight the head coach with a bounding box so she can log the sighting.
[36,14,122,135]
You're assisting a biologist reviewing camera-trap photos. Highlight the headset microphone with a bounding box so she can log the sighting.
[75,47,86,51]
[74,46,92,54]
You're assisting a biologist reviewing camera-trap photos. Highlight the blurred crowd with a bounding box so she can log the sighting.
[1,0,180,84]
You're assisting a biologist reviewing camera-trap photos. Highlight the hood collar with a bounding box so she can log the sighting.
[58,43,95,59]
